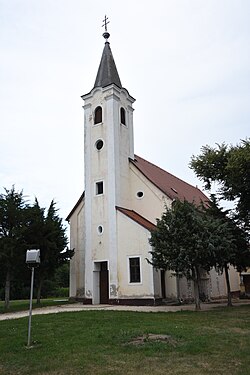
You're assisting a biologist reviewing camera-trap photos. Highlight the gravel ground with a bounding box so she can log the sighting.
[1,300,250,321]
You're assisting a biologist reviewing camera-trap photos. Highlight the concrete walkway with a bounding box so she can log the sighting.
[1,300,250,321]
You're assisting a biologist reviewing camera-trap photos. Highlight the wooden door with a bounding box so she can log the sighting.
[161,270,166,299]
[100,262,109,304]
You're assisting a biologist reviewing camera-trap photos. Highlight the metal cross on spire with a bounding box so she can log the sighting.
[102,15,110,41]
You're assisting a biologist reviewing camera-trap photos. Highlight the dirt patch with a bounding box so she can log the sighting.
[229,327,249,334]
[128,333,178,347]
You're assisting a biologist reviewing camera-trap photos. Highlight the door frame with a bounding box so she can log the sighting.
[93,261,109,304]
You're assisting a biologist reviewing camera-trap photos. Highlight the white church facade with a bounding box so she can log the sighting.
[67,29,240,305]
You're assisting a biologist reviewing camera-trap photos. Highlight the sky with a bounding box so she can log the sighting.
[1,0,249,232]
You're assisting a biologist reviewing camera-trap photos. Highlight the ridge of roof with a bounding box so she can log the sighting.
[116,206,156,231]
[133,154,202,192]
[130,154,209,205]
[94,41,122,89]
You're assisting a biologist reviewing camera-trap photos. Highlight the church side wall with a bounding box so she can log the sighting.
[69,201,85,299]
[209,267,240,299]
[228,265,241,295]
[116,210,155,302]
[153,268,161,298]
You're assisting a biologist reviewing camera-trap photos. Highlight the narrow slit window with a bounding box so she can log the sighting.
[120,107,126,125]
[94,106,102,124]
[96,181,104,195]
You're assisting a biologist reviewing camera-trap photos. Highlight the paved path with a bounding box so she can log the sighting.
[1,300,250,321]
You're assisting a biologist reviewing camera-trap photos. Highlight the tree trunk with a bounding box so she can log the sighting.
[4,270,11,310]
[224,263,232,307]
[36,278,43,305]
[193,268,201,311]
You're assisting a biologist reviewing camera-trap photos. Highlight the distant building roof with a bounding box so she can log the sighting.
[130,154,209,206]
[116,206,156,231]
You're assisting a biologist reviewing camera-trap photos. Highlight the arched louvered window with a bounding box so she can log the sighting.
[120,107,126,125]
[94,106,102,124]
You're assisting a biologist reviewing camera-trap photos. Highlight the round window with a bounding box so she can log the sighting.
[97,225,103,235]
[95,139,104,151]
[136,191,144,198]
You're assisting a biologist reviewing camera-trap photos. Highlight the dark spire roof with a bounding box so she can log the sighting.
[94,41,122,89]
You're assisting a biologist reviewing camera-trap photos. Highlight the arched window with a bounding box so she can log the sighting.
[120,107,126,125]
[94,106,102,124]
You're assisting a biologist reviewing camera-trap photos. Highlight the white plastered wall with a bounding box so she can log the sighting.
[209,266,240,299]
[69,200,85,298]
[116,210,155,300]
[129,163,172,224]
[82,85,135,301]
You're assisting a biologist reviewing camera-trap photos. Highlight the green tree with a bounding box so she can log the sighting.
[190,139,250,230]
[149,200,236,310]
[0,186,27,309]
[54,262,70,288]
[205,197,250,306]
[25,199,73,304]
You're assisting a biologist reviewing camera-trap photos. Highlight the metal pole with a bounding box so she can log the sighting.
[27,267,35,347]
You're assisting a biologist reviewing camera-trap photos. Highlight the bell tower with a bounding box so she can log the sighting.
[82,18,135,303]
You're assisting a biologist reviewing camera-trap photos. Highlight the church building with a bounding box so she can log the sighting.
[67,26,240,305]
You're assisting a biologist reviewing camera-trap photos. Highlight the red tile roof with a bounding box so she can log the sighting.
[116,206,156,231]
[66,155,209,220]
[130,155,209,206]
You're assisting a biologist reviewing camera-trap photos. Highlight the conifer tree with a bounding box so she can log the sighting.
[25,199,73,303]
[0,186,27,309]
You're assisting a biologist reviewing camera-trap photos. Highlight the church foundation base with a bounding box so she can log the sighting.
[108,298,161,306]
[70,297,162,306]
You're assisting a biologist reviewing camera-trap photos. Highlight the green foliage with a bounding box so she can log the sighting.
[149,200,228,277]
[0,186,73,305]
[0,186,28,308]
[52,287,69,297]
[54,263,70,287]
[190,139,250,229]
[23,199,73,303]
[205,196,250,273]
[149,200,240,309]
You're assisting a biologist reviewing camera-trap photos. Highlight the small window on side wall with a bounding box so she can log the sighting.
[129,257,141,283]
[96,181,104,195]
[120,107,126,125]
[94,106,102,124]
[97,225,103,235]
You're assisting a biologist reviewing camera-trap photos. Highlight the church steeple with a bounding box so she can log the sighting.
[93,17,122,89]
[81,17,135,304]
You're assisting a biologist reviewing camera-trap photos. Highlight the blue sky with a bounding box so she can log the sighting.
[0,0,249,226]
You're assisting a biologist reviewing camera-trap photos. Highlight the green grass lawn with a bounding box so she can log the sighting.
[0,305,249,375]
[0,298,71,314]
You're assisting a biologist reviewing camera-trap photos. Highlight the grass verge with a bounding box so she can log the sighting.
[0,305,249,374]
[0,298,71,314]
